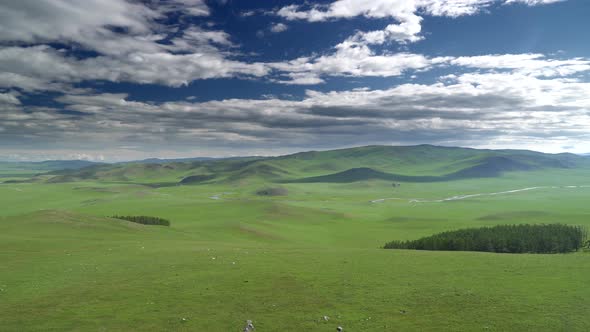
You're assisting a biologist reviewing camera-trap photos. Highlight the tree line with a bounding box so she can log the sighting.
[111,215,171,226]
[384,224,587,253]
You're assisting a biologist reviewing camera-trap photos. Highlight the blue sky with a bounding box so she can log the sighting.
[1,0,589,161]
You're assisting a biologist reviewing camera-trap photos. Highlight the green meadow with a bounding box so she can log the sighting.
[1,146,590,331]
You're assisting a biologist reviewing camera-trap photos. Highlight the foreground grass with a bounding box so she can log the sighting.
[1,212,588,331]
[1,170,590,331]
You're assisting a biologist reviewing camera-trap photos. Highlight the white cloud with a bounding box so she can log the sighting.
[270,23,289,33]
[0,46,83,92]
[267,0,577,84]
[0,91,21,105]
[278,1,419,21]
[0,1,271,90]
[1,49,269,91]
[0,0,210,50]
[505,0,565,5]
[276,0,566,45]
[345,19,423,45]
[170,26,235,49]
[160,0,210,16]
[274,73,325,85]
[0,0,157,45]
[421,0,496,17]
[2,43,585,90]
[4,68,590,158]
[257,23,289,38]
[277,1,425,44]
[449,53,590,77]
[278,0,561,21]
[270,44,435,83]
[275,0,495,44]
[0,44,270,90]
[269,47,589,84]
[0,0,577,90]
[0,0,585,158]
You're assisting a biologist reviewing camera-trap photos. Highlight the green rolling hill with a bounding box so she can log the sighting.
[0,160,103,179]
[36,145,590,185]
[2,145,590,331]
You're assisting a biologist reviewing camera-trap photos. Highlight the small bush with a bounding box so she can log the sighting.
[384,224,587,254]
[111,215,171,226]
[256,187,288,196]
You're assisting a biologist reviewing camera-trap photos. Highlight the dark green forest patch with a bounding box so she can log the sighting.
[256,187,289,196]
[384,224,587,253]
[110,215,171,226]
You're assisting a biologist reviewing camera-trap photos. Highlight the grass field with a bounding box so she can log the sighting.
[1,147,590,331]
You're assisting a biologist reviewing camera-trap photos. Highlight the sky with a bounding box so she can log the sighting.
[1,0,590,161]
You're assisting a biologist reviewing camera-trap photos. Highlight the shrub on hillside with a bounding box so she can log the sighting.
[384,224,587,254]
[256,187,288,196]
[111,215,171,226]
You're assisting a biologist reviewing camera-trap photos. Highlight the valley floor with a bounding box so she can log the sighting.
[1,169,589,331]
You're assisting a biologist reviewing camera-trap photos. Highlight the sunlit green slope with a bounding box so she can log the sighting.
[31,145,590,185]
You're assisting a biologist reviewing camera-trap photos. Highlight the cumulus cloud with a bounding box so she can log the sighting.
[0,1,269,91]
[0,0,576,90]
[0,44,269,90]
[449,53,590,77]
[0,0,156,45]
[269,44,437,84]
[505,0,565,5]
[277,0,560,21]
[0,91,21,105]
[159,0,210,16]
[276,0,565,45]
[0,0,209,49]
[269,47,589,84]
[421,0,496,17]
[275,0,498,44]
[266,0,580,84]
[0,0,585,159]
[270,23,289,33]
[274,73,326,85]
[169,26,236,49]
[0,46,89,92]
[3,69,590,158]
[257,22,290,38]
[277,1,425,44]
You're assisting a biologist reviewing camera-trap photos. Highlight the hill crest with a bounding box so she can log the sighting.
[29,145,590,184]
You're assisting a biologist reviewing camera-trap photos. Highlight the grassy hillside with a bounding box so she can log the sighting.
[35,145,590,185]
[2,209,589,331]
[41,157,263,184]
[2,146,590,331]
[0,160,101,178]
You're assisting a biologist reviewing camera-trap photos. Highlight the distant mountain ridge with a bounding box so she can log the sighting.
[121,157,230,164]
[20,145,590,185]
[0,160,101,172]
